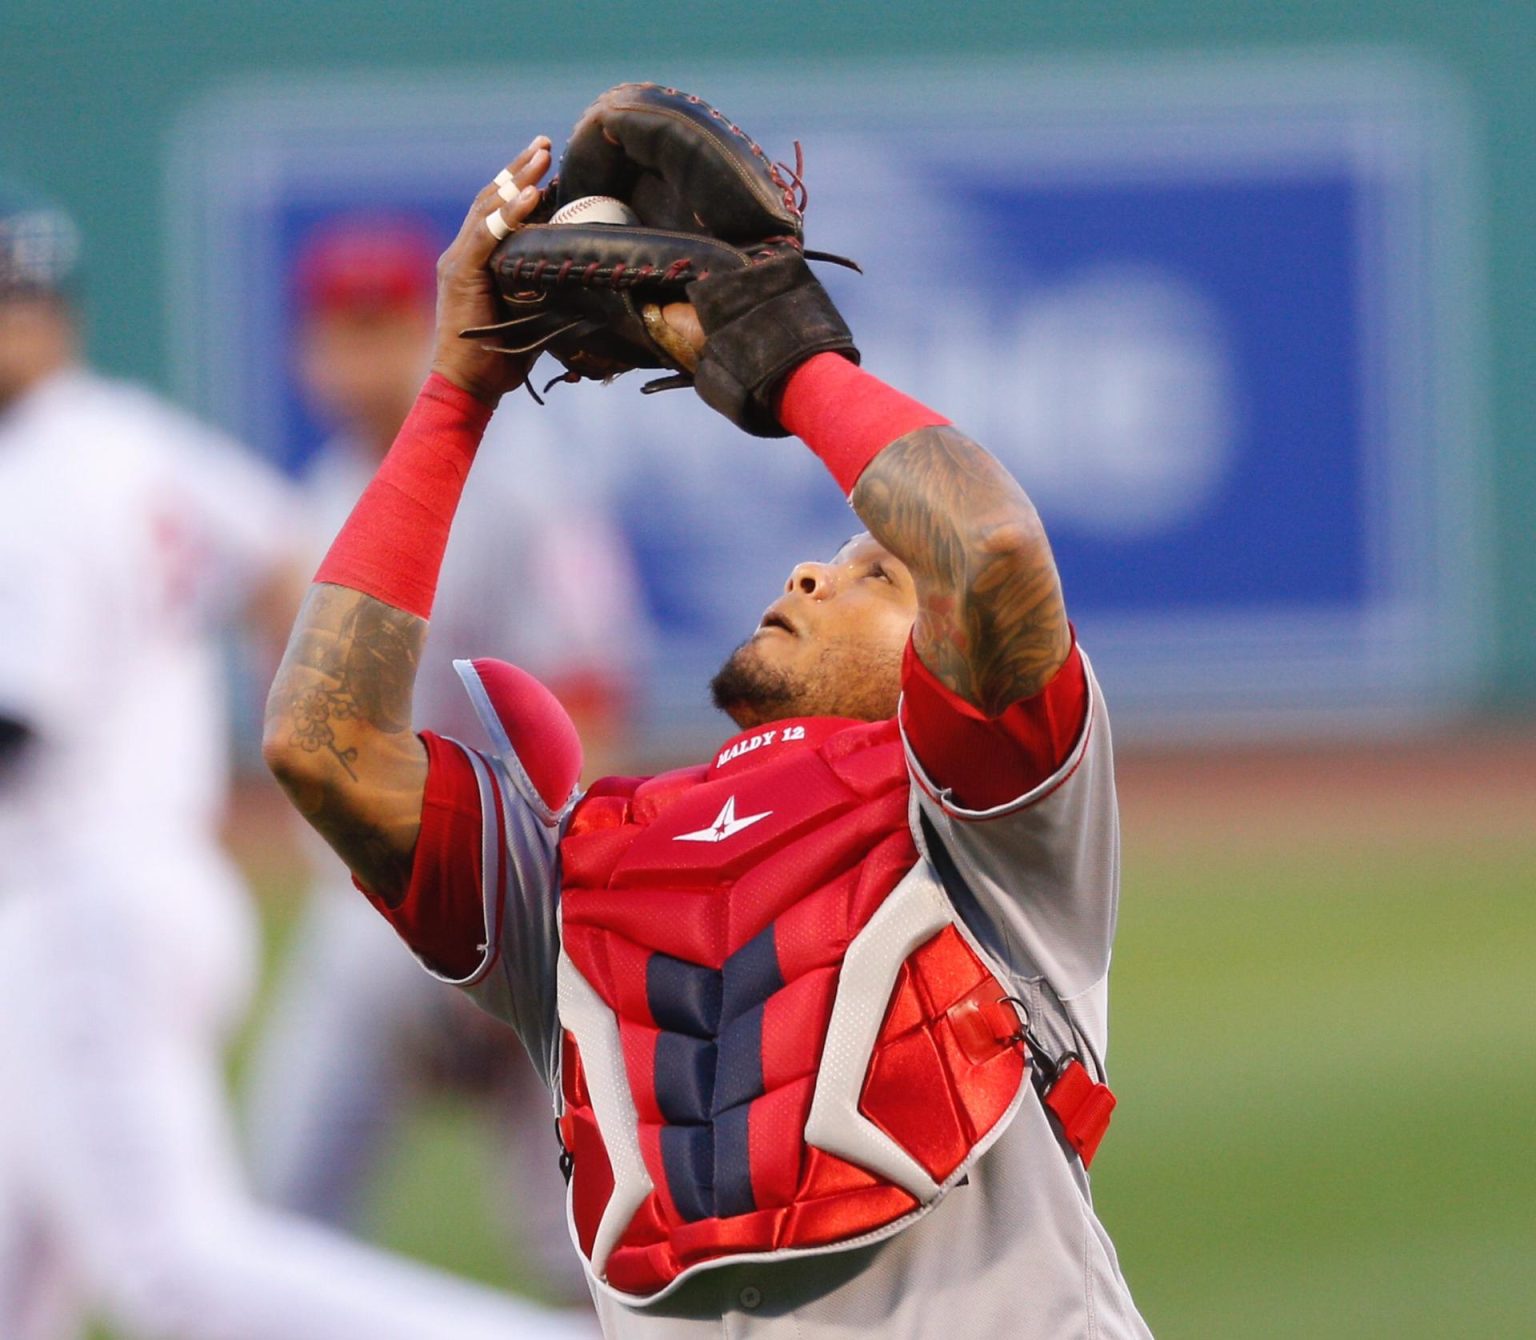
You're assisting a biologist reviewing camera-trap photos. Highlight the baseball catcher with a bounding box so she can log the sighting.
[265,84,1152,1338]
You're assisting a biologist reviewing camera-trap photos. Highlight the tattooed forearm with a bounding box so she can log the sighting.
[263,583,429,903]
[852,426,1070,715]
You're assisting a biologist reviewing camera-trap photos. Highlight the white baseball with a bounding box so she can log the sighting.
[549,194,640,226]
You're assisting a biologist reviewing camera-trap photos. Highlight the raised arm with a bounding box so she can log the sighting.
[261,137,551,902]
[850,421,1069,716]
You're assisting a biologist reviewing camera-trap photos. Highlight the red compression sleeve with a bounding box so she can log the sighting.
[777,353,951,495]
[313,374,494,619]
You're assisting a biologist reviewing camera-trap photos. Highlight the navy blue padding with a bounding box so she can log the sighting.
[713,1002,766,1114]
[721,923,783,1024]
[649,929,785,1222]
[660,1123,714,1223]
[713,1101,756,1218]
[654,1032,716,1125]
[647,953,722,1037]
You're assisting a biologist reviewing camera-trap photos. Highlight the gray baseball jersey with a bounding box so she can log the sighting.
[379,645,1151,1339]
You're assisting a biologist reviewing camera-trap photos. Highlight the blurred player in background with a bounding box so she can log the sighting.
[242,212,645,1307]
[0,180,592,1340]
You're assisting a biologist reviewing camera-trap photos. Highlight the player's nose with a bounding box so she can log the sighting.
[786,561,837,599]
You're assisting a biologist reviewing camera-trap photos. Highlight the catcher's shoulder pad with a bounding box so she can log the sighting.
[560,83,802,245]
[453,658,582,814]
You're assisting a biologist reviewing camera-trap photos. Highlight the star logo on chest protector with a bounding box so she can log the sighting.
[673,795,774,844]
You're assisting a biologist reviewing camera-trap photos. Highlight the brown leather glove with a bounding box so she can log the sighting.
[461,82,856,424]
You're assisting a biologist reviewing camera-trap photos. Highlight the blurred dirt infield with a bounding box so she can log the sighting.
[1114,722,1536,856]
[226,721,1536,880]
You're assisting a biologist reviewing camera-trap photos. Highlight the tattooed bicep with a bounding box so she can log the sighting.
[852,427,1070,716]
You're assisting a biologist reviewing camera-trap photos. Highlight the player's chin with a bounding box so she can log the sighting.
[709,638,799,726]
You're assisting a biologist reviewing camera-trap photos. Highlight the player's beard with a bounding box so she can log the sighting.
[709,634,903,729]
[710,642,798,728]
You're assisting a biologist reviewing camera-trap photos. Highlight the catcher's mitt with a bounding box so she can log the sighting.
[463,83,856,427]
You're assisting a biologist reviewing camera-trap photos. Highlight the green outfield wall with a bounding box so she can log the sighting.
[2,0,1532,707]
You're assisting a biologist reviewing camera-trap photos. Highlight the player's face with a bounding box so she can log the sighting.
[0,294,76,409]
[710,532,918,729]
[296,306,433,453]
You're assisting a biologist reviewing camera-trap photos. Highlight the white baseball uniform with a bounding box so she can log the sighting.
[243,408,644,1300]
[0,367,593,1340]
[362,620,1153,1337]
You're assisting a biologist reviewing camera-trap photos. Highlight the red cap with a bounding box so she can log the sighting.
[294,214,440,316]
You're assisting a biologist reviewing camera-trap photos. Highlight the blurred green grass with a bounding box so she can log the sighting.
[1095,835,1536,1337]
[97,821,1536,1338]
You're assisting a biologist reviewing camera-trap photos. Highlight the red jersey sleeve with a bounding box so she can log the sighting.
[899,633,1089,813]
[362,730,495,979]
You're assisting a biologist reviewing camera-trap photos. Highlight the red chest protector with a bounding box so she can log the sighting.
[554,715,1031,1304]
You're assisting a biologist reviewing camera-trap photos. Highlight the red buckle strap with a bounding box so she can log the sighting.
[997,993,1117,1168]
[1041,1058,1116,1168]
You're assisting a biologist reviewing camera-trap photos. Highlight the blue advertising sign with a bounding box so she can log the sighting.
[168,57,1483,746]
